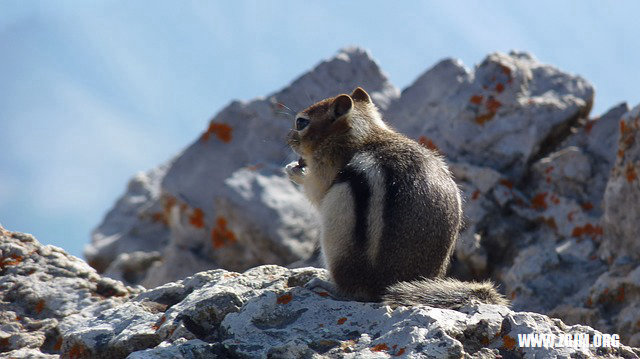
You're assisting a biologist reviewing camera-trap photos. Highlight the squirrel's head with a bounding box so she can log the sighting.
[287,87,388,159]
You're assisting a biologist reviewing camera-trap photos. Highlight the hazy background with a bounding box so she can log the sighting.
[1,1,639,258]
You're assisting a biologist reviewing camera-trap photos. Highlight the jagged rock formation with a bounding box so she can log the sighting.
[0,227,138,358]
[2,228,639,358]
[78,47,640,347]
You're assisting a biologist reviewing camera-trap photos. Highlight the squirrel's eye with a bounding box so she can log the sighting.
[295,117,310,131]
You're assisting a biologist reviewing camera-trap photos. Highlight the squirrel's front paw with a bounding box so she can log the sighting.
[285,158,307,185]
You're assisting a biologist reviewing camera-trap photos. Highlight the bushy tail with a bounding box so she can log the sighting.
[382,277,509,309]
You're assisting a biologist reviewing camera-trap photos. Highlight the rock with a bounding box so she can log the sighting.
[603,103,640,260]
[85,166,170,273]
[385,52,594,178]
[4,226,640,357]
[448,162,503,276]
[492,102,640,347]
[103,251,162,285]
[57,261,640,358]
[86,47,399,287]
[0,227,138,358]
[513,103,628,242]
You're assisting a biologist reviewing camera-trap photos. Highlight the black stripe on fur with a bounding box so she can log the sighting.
[334,166,371,247]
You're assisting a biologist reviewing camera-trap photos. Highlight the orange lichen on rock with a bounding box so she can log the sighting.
[0,254,23,269]
[150,212,167,225]
[418,136,439,152]
[67,342,88,359]
[154,196,177,225]
[471,190,481,201]
[277,293,293,304]
[619,120,636,150]
[584,120,595,134]
[581,202,594,211]
[475,112,495,125]
[151,195,179,226]
[531,192,548,210]
[502,335,516,350]
[571,223,603,238]
[371,343,389,352]
[543,217,558,230]
[499,179,514,189]
[550,194,560,205]
[620,120,629,135]
[201,121,233,143]
[395,348,406,356]
[474,97,502,125]
[616,286,625,303]
[53,337,63,351]
[495,83,505,93]
[470,95,483,105]
[501,65,512,77]
[486,97,502,113]
[625,163,637,182]
[34,299,45,314]
[585,297,593,307]
[152,315,166,331]
[337,317,347,325]
[189,208,205,228]
[211,217,237,249]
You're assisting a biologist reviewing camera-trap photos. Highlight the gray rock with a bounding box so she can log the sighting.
[104,251,162,285]
[494,102,640,345]
[60,263,639,358]
[385,52,594,178]
[603,103,640,260]
[4,227,640,357]
[0,227,137,358]
[85,166,170,273]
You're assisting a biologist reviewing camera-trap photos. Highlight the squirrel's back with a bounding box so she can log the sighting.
[321,134,462,301]
[286,87,508,309]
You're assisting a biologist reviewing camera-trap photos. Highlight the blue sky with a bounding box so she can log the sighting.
[1,1,639,258]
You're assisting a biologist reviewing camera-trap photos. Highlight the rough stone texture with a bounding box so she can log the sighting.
[85,166,170,273]
[0,227,138,358]
[86,47,399,288]
[603,104,640,260]
[385,52,594,178]
[3,230,640,357]
[57,261,640,358]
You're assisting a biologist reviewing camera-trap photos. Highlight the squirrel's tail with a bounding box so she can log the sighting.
[382,277,509,309]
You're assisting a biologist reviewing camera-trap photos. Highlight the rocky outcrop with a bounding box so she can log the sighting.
[82,47,640,347]
[2,228,639,358]
[0,227,138,358]
[603,104,640,259]
[385,52,594,177]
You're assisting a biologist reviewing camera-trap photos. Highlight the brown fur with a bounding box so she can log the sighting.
[286,87,508,309]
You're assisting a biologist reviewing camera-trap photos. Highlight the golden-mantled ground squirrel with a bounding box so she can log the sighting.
[286,87,508,309]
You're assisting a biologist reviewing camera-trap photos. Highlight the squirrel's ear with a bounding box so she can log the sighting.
[351,87,371,103]
[332,94,353,119]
